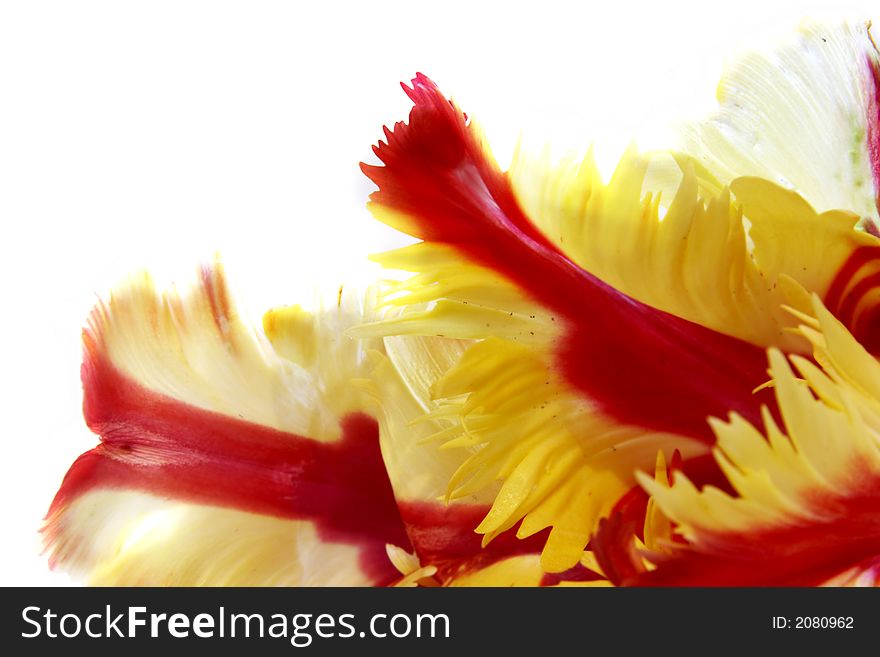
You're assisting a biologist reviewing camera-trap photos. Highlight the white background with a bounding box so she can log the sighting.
[1,0,875,585]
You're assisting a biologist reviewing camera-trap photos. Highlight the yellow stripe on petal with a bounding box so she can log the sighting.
[51,490,374,586]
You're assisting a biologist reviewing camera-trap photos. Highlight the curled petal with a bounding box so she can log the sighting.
[633,298,880,586]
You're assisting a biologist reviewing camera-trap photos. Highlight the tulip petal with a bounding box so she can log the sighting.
[509,148,794,348]
[359,74,779,570]
[45,264,409,585]
[632,298,880,586]
[48,491,375,586]
[510,145,880,354]
[679,21,880,224]
[361,73,774,442]
[732,177,875,294]
[362,339,563,578]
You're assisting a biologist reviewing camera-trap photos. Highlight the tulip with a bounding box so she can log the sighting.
[45,21,880,586]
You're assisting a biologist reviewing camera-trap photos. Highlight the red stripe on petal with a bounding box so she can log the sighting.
[833,270,880,329]
[631,487,880,587]
[363,74,774,442]
[824,245,880,354]
[47,334,410,584]
[591,488,649,586]
[628,455,880,586]
[866,53,880,217]
[829,51,880,354]
[398,502,548,583]
[824,245,880,309]
[853,305,880,355]
[591,454,735,585]
[199,263,234,337]
[539,563,605,586]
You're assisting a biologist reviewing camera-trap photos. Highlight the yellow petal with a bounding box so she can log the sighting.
[679,20,880,224]
[51,491,374,586]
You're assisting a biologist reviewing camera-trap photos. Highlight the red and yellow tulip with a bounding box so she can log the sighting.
[45,21,880,586]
